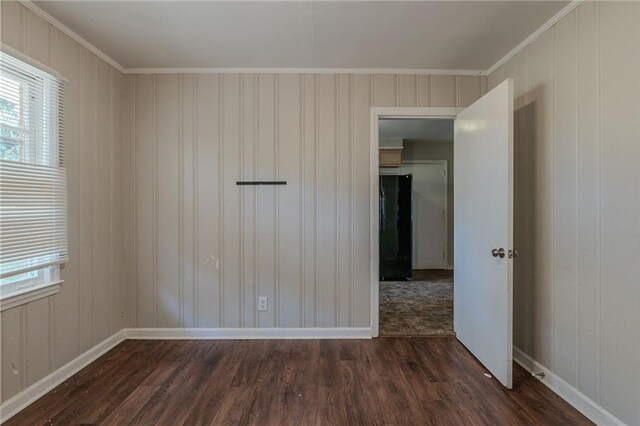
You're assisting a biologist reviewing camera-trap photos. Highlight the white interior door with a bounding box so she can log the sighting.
[400,162,447,269]
[454,78,514,388]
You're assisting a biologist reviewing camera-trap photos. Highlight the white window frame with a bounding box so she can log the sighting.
[0,51,66,311]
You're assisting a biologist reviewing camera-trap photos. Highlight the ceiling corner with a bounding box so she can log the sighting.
[19,0,126,74]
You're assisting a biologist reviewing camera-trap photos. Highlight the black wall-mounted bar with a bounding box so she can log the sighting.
[236,181,287,186]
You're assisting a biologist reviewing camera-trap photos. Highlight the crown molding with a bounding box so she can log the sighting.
[18,0,584,78]
[18,0,126,73]
[485,0,584,76]
[14,0,484,77]
[123,67,484,75]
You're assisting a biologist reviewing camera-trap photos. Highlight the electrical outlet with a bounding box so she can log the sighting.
[258,296,268,311]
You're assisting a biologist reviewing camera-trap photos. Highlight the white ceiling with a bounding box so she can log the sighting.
[35,1,568,71]
[379,118,453,142]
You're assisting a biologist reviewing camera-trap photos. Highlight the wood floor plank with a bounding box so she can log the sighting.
[99,385,161,425]
[3,337,593,426]
[54,341,178,425]
[194,341,254,420]
[225,343,278,425]
[134,342,221,425]
[5,340,162,425]
[389,338,446,403]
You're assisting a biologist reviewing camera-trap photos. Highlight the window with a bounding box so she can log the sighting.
[0,51,67,301]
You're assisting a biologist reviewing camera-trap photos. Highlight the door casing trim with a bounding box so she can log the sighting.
[370,107,462,337]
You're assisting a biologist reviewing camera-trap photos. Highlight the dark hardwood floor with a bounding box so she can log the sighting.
[5,337,592,425]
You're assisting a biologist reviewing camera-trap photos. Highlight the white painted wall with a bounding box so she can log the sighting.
[489,2,640,424]
[0,1,130,403]
[405,162,448,270]
[128,73,486,329]
[379,139,403,148]
[403,139,454,266]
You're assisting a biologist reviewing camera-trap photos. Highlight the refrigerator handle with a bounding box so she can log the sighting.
[380,187,385,233]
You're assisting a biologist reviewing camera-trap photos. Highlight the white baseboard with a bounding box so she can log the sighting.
[124,327,373,340]
[0,330,125,424]
[513,347,624,426]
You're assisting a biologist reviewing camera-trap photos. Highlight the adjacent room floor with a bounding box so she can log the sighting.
[380,269,454,336]
[6,337,591,425]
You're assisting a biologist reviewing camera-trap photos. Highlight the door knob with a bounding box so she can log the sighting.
[491,248,505,258]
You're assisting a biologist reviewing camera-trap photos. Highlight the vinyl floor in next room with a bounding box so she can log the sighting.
[380,269,454,336]
[5,337,592,425]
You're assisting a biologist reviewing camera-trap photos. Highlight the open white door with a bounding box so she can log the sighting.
[454,78,514,388]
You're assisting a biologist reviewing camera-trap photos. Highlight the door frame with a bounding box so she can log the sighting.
[380,160,449,270]
[370,107,462,337]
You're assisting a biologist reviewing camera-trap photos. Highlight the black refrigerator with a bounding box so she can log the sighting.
[379,174,413,281]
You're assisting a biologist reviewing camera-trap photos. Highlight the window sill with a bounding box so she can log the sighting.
[0,280,63,312]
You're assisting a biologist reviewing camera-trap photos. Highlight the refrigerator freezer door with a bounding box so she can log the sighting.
[379,174,412,280]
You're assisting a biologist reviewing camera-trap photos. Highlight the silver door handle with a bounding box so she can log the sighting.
[491,248,505,258]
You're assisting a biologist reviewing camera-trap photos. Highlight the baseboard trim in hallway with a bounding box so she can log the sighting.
[513,347,624,426]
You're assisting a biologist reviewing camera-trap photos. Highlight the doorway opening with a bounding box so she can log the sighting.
[370,81,515,388]
[377,115,455,336]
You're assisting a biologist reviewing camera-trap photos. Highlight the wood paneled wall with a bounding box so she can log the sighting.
[0,1,130,403]
[489,2,640,424]
[3,1,639,423]
[128,73,486,329]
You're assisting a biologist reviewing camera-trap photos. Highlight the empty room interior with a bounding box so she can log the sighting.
[0,0,638,424]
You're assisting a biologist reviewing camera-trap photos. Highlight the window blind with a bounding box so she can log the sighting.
[0,51,67,280]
